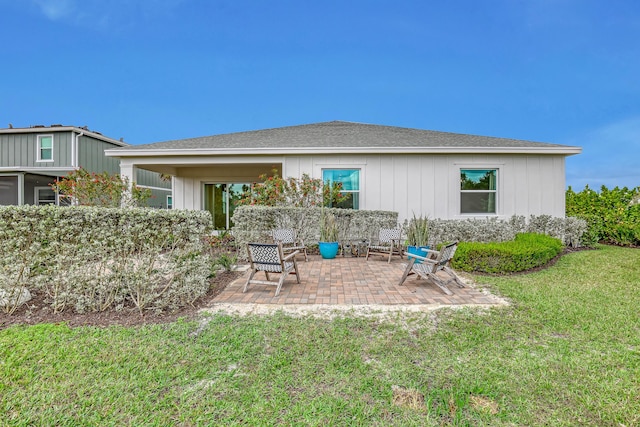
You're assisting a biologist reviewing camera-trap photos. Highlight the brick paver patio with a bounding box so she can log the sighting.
[213,254,503,306]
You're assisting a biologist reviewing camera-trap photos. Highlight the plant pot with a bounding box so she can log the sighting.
[407,245,430,264]
[319,241,340,259]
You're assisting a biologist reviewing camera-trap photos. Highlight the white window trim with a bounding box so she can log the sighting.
[34,186,57,206]
[319,166,363,210]
[37,135,54,162]
[456,165,502,217]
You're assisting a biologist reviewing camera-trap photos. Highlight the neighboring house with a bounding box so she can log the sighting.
[105,121,581,229]
[0,124,172,208]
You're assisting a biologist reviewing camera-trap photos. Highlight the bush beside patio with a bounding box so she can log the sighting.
[0,205,213,315]
[452,233,565,273]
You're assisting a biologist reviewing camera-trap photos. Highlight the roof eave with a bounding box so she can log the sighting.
[105,146,582,157]
[0,127,129,147]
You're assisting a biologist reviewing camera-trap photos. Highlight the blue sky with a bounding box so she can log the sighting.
[1,0,639,190]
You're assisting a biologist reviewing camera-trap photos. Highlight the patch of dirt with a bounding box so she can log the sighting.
[392,385,426,411]
[0,271,244,330]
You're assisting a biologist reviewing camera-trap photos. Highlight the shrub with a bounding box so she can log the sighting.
[427,215,586,248]
[452,233,564,274]
[237,170,347,207]
[0,206,213,314]
[232,206,398,258]
[566,184,640,246]
[51,167,152,207]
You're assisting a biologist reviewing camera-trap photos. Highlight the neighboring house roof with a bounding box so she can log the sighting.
[0,124,128,147]
[105,121,582,157]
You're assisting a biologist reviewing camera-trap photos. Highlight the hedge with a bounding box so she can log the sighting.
[451,233,564,274]
[0,205,213,314]
[231,206,398,255]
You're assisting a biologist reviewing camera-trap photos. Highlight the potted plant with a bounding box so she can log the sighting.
[406,214,430,263]
[318,210,340,259]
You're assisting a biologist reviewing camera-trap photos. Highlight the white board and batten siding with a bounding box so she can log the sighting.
[284,153,567,223]
[170,152,567,222]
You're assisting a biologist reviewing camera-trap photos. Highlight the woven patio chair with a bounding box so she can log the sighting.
[365,228,403,263]
[272,228,308,261]
[398,241,465,295]
[244,242,301,297]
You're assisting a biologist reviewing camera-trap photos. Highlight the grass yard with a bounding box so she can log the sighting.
[1,245,639,426]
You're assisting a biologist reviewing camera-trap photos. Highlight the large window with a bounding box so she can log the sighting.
[322,169,360,209]
[460,169,497,214]
[37,135,53,162]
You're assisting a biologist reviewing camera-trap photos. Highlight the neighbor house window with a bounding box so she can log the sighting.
[37,135,53,161]
[460,169,497,214]
[166,195,173,209]
[322,169,360,209]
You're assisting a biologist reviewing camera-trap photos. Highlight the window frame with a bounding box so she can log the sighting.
[459,167,499,216]
[34,186,57,206]
[321,168,361,210]
[37,135,54,162]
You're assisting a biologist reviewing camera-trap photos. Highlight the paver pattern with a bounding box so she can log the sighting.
[214,254,502,306]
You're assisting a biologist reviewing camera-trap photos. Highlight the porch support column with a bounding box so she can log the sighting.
[120,161,137,206]
[17,173,24,205]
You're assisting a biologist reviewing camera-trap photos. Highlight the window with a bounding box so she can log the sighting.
[460,169,497,214]
[322,169,360,209]
[166,195,173,209]
[35,187,56,205]
[37,135,53,162]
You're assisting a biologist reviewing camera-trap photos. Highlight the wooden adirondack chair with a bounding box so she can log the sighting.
[244,242,301,296]
[366,228,403,263]
[398,241,465,295]
[272,228,308,261]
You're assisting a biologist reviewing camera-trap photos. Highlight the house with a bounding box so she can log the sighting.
[104,121,581,229]
[0,124,172,207]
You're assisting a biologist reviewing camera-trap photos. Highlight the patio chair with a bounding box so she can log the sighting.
[272,228,308,261]
[244,242,301,296]
[398,241,465,295]
[366,228,403,263]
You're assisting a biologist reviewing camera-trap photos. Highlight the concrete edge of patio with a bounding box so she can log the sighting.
[200,299,510,320]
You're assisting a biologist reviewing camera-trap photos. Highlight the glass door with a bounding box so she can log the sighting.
[204,183,251,230]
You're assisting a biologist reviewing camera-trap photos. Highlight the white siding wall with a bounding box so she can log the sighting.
[171,153,567,221]
[284,153,566,223]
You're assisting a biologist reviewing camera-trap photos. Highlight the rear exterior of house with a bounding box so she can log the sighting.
[105,121,581,229]
[0,125,171,207]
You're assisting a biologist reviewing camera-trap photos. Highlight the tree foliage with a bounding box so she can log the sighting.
[237,170,347,208]
[566,184,640,246]
[51,168,152,207]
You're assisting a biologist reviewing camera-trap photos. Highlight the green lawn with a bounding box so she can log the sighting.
[1,245,639,426]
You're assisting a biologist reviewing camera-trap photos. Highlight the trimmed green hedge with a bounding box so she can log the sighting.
[232,206,398,256]
[0,205,213,314]
[451,233,564,274]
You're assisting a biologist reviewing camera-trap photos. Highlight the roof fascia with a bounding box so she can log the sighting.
[0,127,128,147]
[106,145,582,157]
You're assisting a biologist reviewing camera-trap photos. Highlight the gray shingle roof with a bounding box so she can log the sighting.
[124,121,572,151]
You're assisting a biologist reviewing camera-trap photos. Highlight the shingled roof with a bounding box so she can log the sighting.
[107,121,581,156]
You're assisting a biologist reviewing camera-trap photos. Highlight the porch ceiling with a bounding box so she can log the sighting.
[134,162,282,178]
